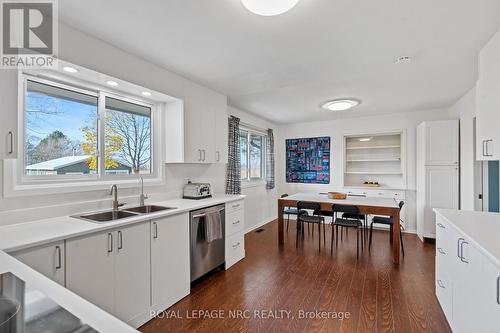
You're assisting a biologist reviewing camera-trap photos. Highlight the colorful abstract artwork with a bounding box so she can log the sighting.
[286,136,330,184]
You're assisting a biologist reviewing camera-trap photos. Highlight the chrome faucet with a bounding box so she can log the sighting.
[110,184,123,211]
[139,177,148,206]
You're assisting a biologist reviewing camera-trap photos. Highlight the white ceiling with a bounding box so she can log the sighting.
[59,0,500,124]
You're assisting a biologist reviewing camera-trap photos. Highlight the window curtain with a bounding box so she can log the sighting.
[266,128,275,189]
[226,116,241,194]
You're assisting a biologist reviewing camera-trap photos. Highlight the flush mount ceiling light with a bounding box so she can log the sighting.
[395,55,412,65]
[321,99,360,111]
[63,66,78,73]
[106,80,118,87]
[241,0,300,16]
[141,91,152,97]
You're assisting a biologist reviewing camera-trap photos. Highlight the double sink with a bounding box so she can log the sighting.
[74,205,176,223]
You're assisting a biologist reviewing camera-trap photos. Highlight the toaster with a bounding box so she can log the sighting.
[183,181,212,199]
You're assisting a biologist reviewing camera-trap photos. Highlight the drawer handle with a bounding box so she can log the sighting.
[55,246,62,270]
[437,247,446,255]
[232,204,240,209]
[153,222,158,239]
[232,242,241,249]
[460,241,469,263]
[437,223,445,229]
[437,279,445,289]
[232,220,241,225]
[8,131,13,154]
[497,276,500,306]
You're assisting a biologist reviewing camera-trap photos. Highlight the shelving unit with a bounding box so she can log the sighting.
[344,132,406,189]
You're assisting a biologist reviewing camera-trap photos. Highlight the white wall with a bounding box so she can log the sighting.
[228,107,279,232]
[449,87,477,211]
[275,108,452,232]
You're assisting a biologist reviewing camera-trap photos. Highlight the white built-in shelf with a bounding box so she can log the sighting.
[344,171,403,175]
[346,158,401,162]
[345,145,401,150]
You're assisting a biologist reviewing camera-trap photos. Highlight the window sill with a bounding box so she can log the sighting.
[241,180,267,189]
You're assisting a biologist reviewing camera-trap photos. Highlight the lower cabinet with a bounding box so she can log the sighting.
[225,200,245,269]
[151,213,190,311]
[12,241,65,286]
[436,215,500,333]
[66,222,150,327]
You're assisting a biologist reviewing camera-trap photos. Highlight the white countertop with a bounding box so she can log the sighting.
[281,192,399,208]
[0,250,137,332]
[434,208,500,266]
[0,194,245,253]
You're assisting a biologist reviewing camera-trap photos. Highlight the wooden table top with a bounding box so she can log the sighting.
[279,193,399,209]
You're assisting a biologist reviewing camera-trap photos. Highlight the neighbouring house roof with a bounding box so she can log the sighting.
[26,155,91,170]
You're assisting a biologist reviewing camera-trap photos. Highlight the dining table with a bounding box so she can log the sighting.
[277,192,402,264]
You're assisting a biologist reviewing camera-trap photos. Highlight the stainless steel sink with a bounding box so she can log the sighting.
[122,205,176,214]
[75,210,139,223]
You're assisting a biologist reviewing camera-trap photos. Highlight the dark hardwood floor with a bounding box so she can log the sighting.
[140,219,451,333]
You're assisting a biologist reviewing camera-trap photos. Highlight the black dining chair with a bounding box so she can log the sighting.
[368,201,405,256]
[296,201,326,251]
[281,194,299,233]
[331,204,364,260]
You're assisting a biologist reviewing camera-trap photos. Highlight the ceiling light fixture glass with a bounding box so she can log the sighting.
[321,99,360,111]
[106,80,118,87]
[241,0,300,16]
[63,66,78,73]
[359,137,373,142]
[141,91,152,97]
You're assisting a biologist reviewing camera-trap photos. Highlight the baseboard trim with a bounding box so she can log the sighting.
[245,217,276,234]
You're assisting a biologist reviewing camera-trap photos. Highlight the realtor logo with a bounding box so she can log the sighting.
[1,0,58,68]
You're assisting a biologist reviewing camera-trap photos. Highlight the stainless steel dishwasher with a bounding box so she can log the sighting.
[190,204,225,282]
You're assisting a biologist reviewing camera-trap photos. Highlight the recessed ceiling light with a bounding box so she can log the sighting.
[63,66,78,73]
[141,91,152,97]
[106,80,118,87]
[395,56,412,65]
[321,99,360,111]
[241,0,299,16]
[359,137,373,142]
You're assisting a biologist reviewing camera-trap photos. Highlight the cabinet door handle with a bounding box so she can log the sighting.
[8,131,13,154]
[460,241,469,263]
[437,247,446,255]
[107,233,113,253]
[457,238,464,259]
[485,139,494,157]
[202,150,206,161]
[496,276,500,305]
[232,242,241,249]
[437,223,445,229]
[153,222,158,239]
[437,279,445,289]
[117,231,123,250]
[216,151,220,161]
[55,245,62,269]
[198,149,202,161]
[482,140,487,157]
[232,220,241,225]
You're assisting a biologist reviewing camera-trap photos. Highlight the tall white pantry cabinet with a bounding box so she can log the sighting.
[416,120,459,240]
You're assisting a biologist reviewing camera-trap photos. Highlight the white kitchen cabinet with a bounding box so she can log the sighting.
[66,231,115,314]
[476,28,500,161]
[423,120,459,165]
[151,213,190,312]
[0,69,19,159]
[12,241,65,286]
[66,222,151,327]
[114,222,151,326]
[225,200,245,269]
[166,79,227,164]
[481,257,500,332]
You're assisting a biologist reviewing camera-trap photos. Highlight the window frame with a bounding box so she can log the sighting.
[239,126,267,184]
[18,74,158,185]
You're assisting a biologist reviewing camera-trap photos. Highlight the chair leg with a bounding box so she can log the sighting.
[331,224,334,255]
[336,225,339,247]
[369,223,374,251]
[340,226,343,241]
[286,214,290,233]
[360,227,364,252]
[356,229,359,260]
[400,227,405,257]
[295,220,299,248]
[323,221,326,246]
[318,223,321,252]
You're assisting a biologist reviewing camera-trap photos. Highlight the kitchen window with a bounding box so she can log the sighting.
[240,127,266,183]
[22,76,155,181]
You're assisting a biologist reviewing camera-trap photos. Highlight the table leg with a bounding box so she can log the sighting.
[393,209,400,264]
[278,200,284,246]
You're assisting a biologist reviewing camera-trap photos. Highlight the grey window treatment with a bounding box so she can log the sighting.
[266,128,275,189]
[226,116,241,194]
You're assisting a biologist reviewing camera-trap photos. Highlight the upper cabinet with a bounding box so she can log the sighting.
[0,69,19,159]
[422,120,459,165]
[476,29,500,161]
[165,79,227,164]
